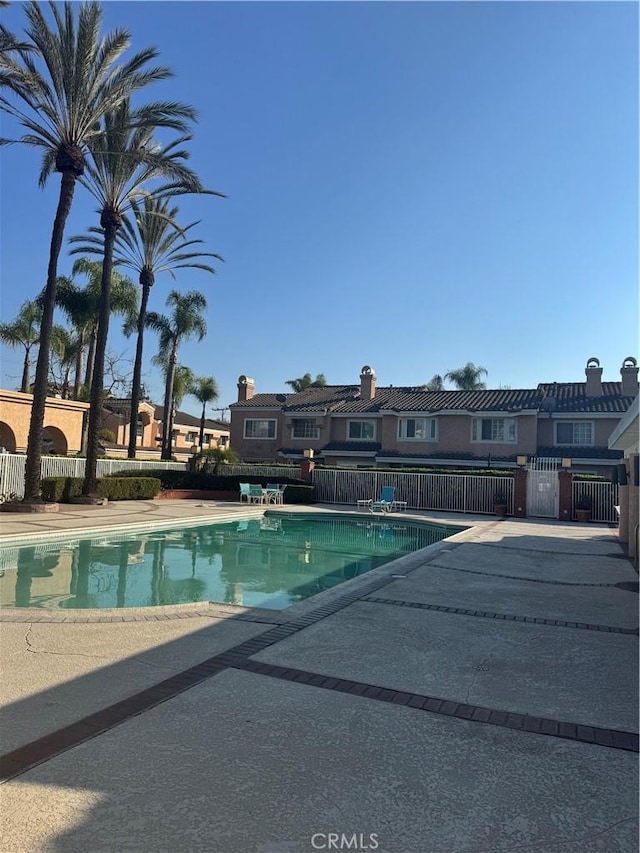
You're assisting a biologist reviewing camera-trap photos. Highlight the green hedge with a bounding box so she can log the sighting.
[41,477,161,502]
[280,485,315,504]
[107,470,308,491]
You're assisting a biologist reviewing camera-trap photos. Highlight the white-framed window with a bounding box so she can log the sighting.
[186,431,196,443]
[398,418,437,441]
[555,421,593,446]
[244,419,277,439]
[471,418,517,443]
[348,420,376,440]
[292,418,319,440]
[218,435,228,447]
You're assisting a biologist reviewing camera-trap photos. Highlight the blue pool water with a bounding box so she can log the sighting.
[0,514,462,610]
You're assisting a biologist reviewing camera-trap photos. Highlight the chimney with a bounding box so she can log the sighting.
[360,365,376,400]
[585,358,603,397]
[237,375,255,402]
[620,357,639,397]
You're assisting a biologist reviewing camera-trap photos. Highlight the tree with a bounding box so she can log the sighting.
[72,195,221,458]
[190,376,219,452]
[421,374,445,392]
[0,301,42,392]
[52,258,138,400]
[147,290,207,460]
[70,99,209,496]
[48,324,77,398]
[285,373,327,392]
[1,0,176,501]
[444,362,488,391]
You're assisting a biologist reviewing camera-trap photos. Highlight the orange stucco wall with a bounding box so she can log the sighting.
[0,390,89,454]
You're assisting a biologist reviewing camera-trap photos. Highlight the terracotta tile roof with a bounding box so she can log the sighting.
[536,382,632,413]
[322,441,381,453]
[153,405,230,431]
[536,445,623,459]
[231,381,635,416]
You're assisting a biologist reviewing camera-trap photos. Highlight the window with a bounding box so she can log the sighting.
[135,418,144,440]
[186,431,196,443]
[471,418,517,443]
[348,420,376,440]
[555,422,593,446]
[218,435,228,447]
[398,418,437,441]
[244,419,277,439]
[292,419,319,439]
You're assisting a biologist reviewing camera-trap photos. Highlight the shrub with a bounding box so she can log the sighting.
[98,428,117,444]
[106,470,307,492]
[41,477,161,502]
[282,484,316,504]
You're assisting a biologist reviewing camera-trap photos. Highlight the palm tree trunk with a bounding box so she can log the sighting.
[199,401,206,452]
[73,329,85,400]
[83,222,118,496]
[84,324,97,390]
[127,283,150,458]
[21,348,31,394]
[24,170,77,502]
[161,344,177,460]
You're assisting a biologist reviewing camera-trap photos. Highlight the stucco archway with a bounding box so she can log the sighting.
[42,425,68,456]
[0,422,17,453]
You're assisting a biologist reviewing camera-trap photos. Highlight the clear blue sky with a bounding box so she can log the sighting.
[1,1,637,419]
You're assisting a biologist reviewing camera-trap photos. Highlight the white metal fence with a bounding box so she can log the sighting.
[312,468,513,515]
[572,480,619,523]
[0,454,188,500]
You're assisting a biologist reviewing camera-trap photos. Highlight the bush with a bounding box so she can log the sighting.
[41,477,161,502]
[281,484,316,504]
[106,470,307,491]
[98,428,117,444]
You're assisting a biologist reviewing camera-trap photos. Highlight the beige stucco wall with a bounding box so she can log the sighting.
[0,389,89,454]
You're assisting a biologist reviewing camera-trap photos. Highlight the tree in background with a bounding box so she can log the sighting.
[190,376,219,452]
[0,301,42,392]
[421,374,445,392]
[444,362,488,391]
[1,0,177,501]
[75,196,221,457]
[52,258,138,400]
[147,290,207,459]
[285,373,327,392]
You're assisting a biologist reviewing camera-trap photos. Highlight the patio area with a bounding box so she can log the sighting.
[0,501,638,852]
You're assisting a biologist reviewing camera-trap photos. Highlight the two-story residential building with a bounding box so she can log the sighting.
[230,358,638,473]
[101,399,230,459]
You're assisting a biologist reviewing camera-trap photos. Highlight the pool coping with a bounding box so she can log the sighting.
[0,505,480,623]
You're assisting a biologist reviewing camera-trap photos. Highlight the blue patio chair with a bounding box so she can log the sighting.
[239,483,252,504]
[371,486,395,513]
[249,484,266,504]
[266,483,285,504]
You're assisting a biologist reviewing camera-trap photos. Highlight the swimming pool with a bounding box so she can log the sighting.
[0,514,462,610]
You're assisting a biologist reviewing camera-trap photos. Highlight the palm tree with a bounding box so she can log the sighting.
[48,324,77,399]
[72,196,221,457]
[70,100,210,496]
[445,362,488,391]
[147,290,207,460]
[190,376,219,452]
[421,374,445,392]
[52,259,138,400]
[1,0,176,501]
[285,373,327,392]
[0,301,42,392]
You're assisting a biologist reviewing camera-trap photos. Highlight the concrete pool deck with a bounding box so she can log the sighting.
[0,500,638,852]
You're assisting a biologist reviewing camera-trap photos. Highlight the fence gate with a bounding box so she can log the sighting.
[526,457,560,518]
